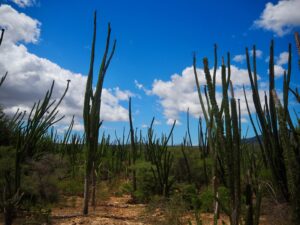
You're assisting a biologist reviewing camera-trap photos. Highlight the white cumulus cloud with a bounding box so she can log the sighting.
[233,54,246,63]
[276,51,289,65]
[254,0,300,36]
[139,64,260,124]
[266,51,289,77]
[0,4,131,132]
[0,4,40,43]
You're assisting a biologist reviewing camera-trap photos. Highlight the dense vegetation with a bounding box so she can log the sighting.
[0,15,300,225]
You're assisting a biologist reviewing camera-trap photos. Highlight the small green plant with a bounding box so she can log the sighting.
[145,118,176,197]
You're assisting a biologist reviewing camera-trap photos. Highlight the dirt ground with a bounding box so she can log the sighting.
[50,194,290,225]
[52,195,149,225]
[51,194,231,225]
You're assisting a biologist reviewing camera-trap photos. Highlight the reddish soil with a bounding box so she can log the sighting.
[50,194,290,225]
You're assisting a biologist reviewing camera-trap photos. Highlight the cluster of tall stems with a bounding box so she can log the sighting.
[145,118,176,197]
[1,25,70,224]
[82,11,116,215]
[244,41,300,224]
[193,46,261,225]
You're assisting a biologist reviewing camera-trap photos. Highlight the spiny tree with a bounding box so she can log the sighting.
[145,118,176,197]
[128,97,137,193]
[245,40,300,224]
[244,42,289,201]
[82,11,116,215]
[194,47,262,225]
[0,79,70,225]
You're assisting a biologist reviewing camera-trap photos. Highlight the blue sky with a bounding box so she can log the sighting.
[0,0,299,143]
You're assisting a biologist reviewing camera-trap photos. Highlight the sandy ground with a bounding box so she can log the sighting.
[52,195,149,225]
[49,194,289,225]
[51,194,232,225]
[0,194,289,225]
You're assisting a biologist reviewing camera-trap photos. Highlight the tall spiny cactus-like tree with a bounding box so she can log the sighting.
[272,89,300,224]
[244,42,290,202]
[291,32,300,102]
[193,50,220,223]
[245,41,300,224]
[193,49,259,225]
[1,80,70,225]
[61,116,84,178]
[82,12,116,215]
[15,80,70,191]
[128,97,137,192]
[245,40,300,223]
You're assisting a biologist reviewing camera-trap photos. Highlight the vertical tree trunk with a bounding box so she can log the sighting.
[83,173,90,215]
[4,208,13,225]
[129,98,137,193]
[91,165,97,209]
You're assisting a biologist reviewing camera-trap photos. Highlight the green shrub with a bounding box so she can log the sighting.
[199,187,214,212]
[218,186,230,210]
[57,178,83,196]
[177,183,201,209]
[199,186,230,213]
[132,160,156,202]
[119,180,133,194]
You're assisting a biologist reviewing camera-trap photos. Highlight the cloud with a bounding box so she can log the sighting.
[0,4,40,43]
[0,4,131,132]
[233,50,262,63]
[166,118,179,126]
[143,64,260,124]
[276,51,289,65]
[273,51,289,77]
[141,124,148,128]
[254,0,300,36]
[113,87,135,101]
[233,54,246,63]
[9,0,36,8]
[134,79,152,95]
[266,51,289,77]
[274,64,285,77]
[141,119,160,128]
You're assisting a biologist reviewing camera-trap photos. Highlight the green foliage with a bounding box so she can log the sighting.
[177,183,201,210]
[147,194,189,225]
[0,107,16,146]
[119,180,133,195]
[133,160,156,202]
[21,154,63,204]
[145,118,176,197]
[199,188,214,212]
[22,205,52,225]
[171,146,212,186]
[199,186,230,213]
[58,179,84,196]
[0,146,15,175]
